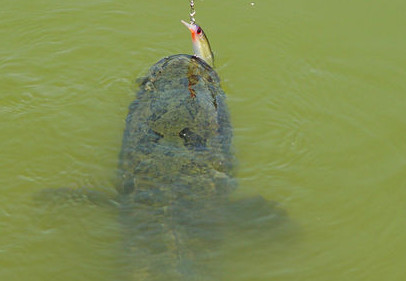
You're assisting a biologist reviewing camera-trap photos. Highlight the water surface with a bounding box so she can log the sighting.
[1,1,405,280]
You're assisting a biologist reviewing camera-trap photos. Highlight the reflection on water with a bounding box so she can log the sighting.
[1,1,406,281]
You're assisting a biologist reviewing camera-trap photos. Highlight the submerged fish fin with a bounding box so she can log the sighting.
[222,195,299,240]
[33,187,119,208]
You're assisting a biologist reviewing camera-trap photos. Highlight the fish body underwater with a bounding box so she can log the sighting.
[116,54,235,280]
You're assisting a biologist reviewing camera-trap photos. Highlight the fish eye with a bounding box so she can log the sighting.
[197,27,202,34]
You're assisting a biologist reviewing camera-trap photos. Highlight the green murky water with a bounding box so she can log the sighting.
[1,1,405,280]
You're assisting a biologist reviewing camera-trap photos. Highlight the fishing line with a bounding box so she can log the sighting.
[189,0,196,24]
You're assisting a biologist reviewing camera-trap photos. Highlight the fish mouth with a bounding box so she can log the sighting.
[181,20,194,32]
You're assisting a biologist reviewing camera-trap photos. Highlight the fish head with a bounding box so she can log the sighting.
[181,20,214,67]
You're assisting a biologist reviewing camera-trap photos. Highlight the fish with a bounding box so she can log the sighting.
[181,20,214,67]
[116,53,233,280]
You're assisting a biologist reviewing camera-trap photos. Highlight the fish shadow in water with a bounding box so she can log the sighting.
[34,187,299,281]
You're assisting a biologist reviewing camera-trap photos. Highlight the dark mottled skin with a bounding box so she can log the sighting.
[117,55,234,200]
[116,55,235,280]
